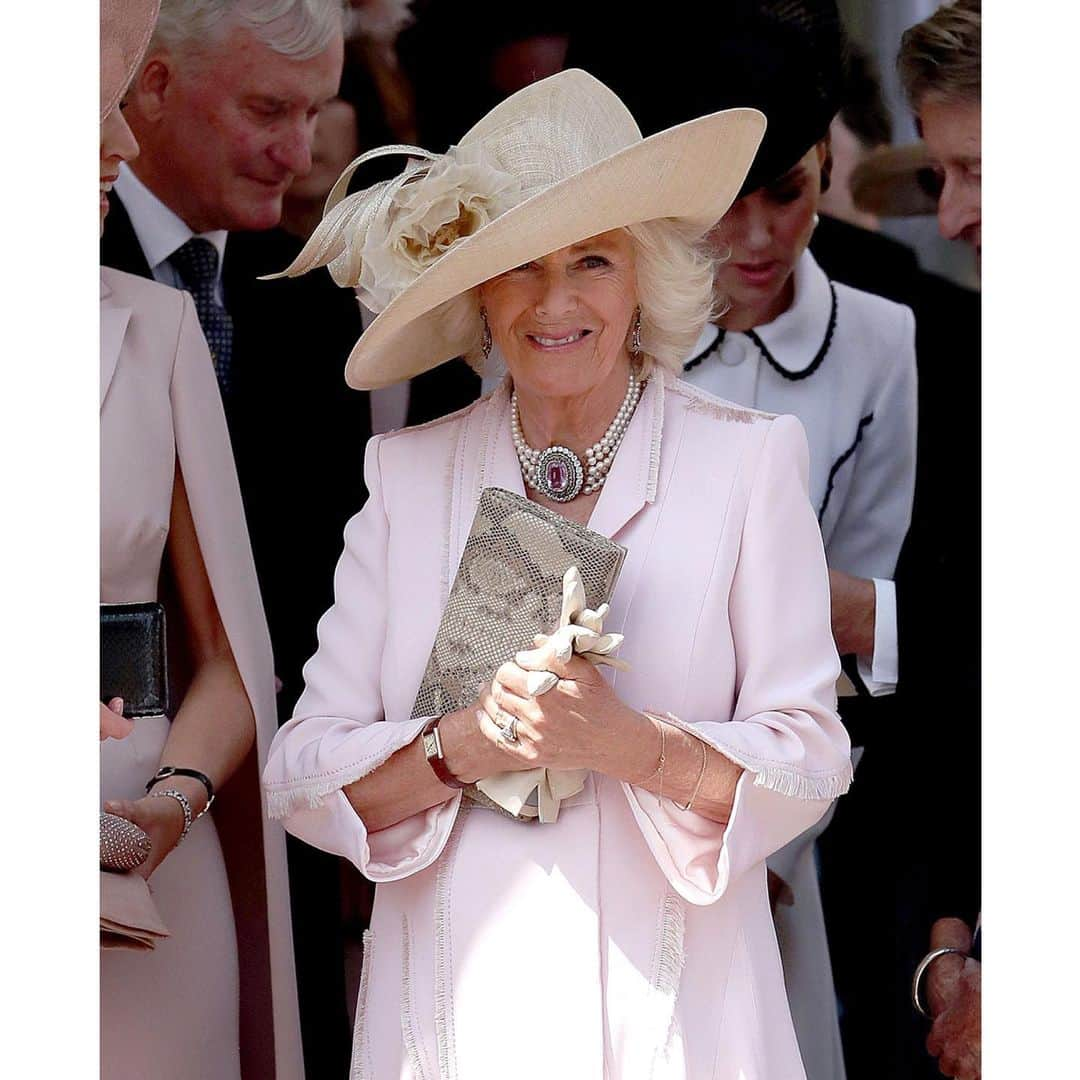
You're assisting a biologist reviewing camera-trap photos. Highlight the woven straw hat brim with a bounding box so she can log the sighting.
[850,142,941,218]
[344,107,766,389]
[101,0,160,122]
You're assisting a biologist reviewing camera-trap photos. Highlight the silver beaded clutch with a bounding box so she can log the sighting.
[410,487,627,721]
[100,812,152,872]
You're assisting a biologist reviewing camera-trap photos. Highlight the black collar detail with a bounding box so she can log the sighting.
[684,280,839,381]
[682,324,723,372]
[748,281,838,382]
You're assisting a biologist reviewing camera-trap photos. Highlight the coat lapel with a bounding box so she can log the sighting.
[445,379,525,588]
[100,276,131,411]
[586,370,665,541]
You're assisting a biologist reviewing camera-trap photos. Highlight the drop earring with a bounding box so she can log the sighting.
[630,307,643,355]
[480,307,492,360]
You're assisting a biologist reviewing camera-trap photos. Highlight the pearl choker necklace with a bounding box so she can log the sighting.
[511,371,644,502]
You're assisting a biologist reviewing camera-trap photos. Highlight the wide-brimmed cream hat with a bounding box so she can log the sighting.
[101,0,160,122]
[850,141,942,218]
[274,69,765,389]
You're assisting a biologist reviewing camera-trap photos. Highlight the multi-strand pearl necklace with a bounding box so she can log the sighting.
[511,370,644,502]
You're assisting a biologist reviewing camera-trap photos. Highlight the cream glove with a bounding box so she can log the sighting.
[476,567,628,823]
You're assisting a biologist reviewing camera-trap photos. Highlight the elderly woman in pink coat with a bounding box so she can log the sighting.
[264,71,852,1079]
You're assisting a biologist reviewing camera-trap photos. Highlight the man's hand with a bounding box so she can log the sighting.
[925,916,981,1079]
[829,569,876,657]
[927,917,972,1015]
[927,962,980,1078]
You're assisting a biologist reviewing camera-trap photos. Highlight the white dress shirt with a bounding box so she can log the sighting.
[682,249,917,694]
[114,164,228,305]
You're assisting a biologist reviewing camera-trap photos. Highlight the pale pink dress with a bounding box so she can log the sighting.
[100,268,303,1079]
[265,373,853,1079]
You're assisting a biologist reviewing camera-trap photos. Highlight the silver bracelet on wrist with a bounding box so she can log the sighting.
[911,946,967,1018]
[149,788,194,844]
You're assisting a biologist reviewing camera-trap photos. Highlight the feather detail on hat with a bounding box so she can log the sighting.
[266,143,519,313]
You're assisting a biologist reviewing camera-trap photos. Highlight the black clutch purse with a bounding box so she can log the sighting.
[100,602,170,719]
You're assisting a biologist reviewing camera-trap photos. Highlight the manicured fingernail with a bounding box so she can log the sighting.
[110,697,124,713]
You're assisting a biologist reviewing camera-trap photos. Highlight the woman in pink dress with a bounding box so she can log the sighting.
[265,71,852,1078]
[99,3,301,1076]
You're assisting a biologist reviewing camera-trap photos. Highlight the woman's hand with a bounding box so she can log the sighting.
[100,698,134,741]
[102,794,187,879]
[438,701,545,783]
[474,634,649,777]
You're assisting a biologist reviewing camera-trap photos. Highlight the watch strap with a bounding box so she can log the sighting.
[146,766,215,813]
[421,718,467,789]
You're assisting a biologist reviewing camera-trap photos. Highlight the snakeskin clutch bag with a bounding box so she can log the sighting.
[410,487,627,721]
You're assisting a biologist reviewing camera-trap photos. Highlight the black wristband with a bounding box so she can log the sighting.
[146,766,215,811]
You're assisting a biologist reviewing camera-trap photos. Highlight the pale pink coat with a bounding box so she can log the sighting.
[100,268,303,1079]
[264,371,852,1079]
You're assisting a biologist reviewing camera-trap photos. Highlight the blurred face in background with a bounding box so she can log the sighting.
[818,116,880,232]
[284,97,359,205]
[125,23,343,232]
[101,103,139,235]
[706,141,828,331]
[918,96,981,254]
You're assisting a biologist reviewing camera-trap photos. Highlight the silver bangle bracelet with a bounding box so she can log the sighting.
[911,946,967,1018]
[149,788,194,845]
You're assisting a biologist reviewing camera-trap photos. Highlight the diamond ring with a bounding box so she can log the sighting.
[497,712,519,743]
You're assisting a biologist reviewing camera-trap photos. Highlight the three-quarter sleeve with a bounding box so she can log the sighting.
[262,435,461,881]
[624,414,852,905]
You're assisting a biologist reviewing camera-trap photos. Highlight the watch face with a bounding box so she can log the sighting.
[422,732,438,759]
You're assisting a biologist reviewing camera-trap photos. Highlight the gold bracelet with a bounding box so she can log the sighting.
[657,722,666,802]
[673,735,707,813]
[637,713,666,794]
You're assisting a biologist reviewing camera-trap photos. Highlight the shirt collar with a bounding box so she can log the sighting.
[114,163,229,284]
[745,248,831,375]
[685,322,722,367]
[683,249,832,375]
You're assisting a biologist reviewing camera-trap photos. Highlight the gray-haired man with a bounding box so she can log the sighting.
[122,0,343,234]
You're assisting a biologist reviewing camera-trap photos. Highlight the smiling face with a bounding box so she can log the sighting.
[706,142,827,330]
[126,24,343,232]
[918,96,981,254]
[478,229,639,404]
[100,102,139,235]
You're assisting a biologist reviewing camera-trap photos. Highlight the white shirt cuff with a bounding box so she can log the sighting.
[856,578,898,696]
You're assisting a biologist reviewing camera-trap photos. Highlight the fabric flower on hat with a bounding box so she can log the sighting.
[358,145,520,312]
[264,143,519,312]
